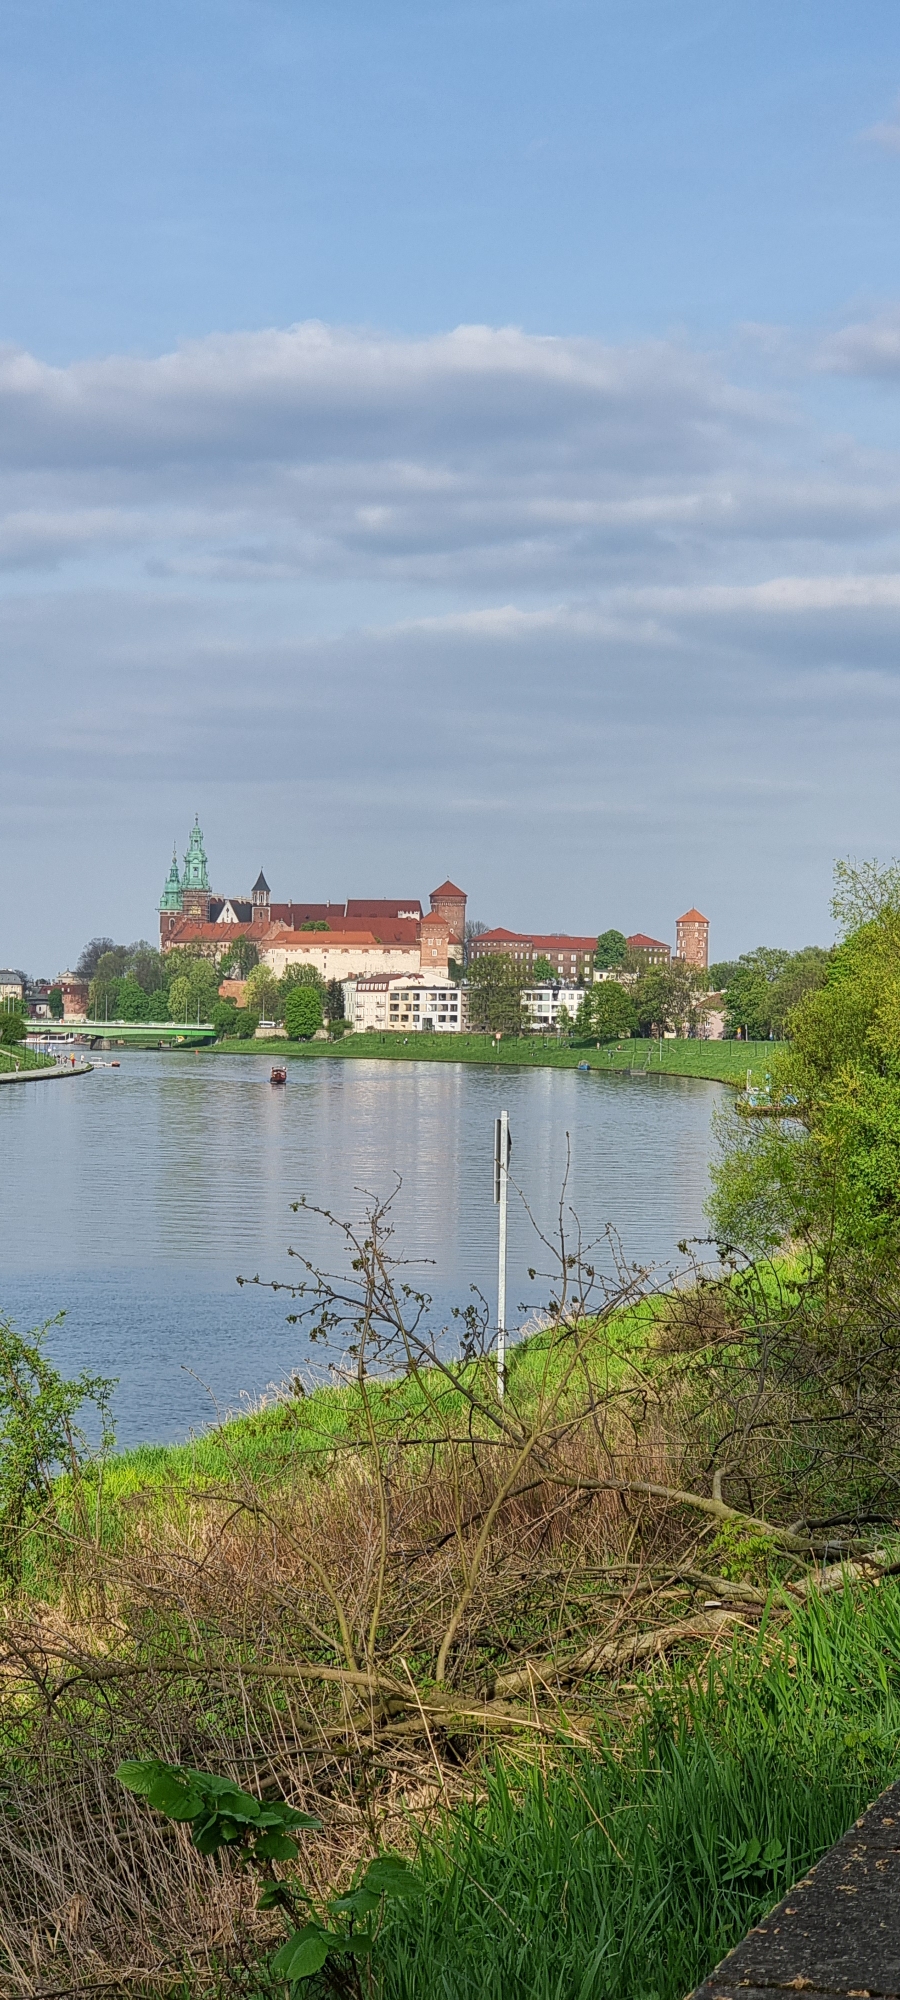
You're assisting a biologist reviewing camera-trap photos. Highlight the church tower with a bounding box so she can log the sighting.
[251,869,271,930]
[180,816,212,923]
[158,845,183,944]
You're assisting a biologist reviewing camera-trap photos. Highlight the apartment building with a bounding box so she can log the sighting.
[345,974,467,1033]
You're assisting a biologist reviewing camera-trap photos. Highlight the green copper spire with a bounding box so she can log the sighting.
[182,815,210,892]
[158,843,182,913]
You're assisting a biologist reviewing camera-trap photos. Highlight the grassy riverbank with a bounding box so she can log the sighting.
[209,1031,781,1086]
[0,1043,67,1074]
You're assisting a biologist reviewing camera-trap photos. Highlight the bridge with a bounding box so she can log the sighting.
[27,1020,217,1049]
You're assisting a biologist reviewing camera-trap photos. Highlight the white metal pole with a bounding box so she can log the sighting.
[495,1109,509,1399]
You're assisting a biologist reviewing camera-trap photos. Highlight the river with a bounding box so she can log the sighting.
[0,1052,724,1447]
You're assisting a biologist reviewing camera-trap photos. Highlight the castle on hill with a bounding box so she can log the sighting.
[158,819,467,980]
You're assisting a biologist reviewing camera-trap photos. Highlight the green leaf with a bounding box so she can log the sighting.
[257,1881,293,1910]
[329,1886,380,1918]
[361,1854,424,1899]
[252,1831,299,1861]
[271,1924,331,1980]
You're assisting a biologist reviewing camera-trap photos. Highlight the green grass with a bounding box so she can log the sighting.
[208,1033,781,1087]
[374,1585,900,2000]
[0,1043,63,1073]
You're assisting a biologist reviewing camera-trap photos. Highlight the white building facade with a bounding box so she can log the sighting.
[521,983,584,1030]
[344,975,467,1034]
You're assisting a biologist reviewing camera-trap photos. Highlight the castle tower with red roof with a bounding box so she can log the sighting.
[675,908,709,969]
[429,880,467,948]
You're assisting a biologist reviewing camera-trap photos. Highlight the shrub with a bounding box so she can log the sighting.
[0,1011,27,1046]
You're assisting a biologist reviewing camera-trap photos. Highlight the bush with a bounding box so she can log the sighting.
[211,1001,238,1039]
[232,1008,260,1040]
[0,1011,27,1046]
[285,984,323,1039]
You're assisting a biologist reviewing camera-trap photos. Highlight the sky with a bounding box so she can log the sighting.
[4,2,900,969]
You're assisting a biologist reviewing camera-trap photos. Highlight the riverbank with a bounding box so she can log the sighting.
[0,1047,91,1080]
[208,1032,782,1085]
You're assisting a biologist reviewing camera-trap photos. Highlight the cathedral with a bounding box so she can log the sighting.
[157,819,467,976]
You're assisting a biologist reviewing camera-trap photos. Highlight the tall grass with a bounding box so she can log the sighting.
[375,1587,900,2000]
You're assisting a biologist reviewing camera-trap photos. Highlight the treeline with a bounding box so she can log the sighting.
[73,936,346,1040]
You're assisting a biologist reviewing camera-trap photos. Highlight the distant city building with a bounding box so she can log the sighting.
[469,931,597,982]
[157,818,464,979]
[626,933,671,968]
[345,974,466,1034]
[675,908,709,969]
[521,983,583,1029]
[54,974,90,1021]
[0,970,25,1004]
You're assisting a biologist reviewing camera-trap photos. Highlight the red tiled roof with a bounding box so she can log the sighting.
[430,881,466,899]
[677,908,708,924]
[266,928,380,949]
[475,928,526,943]
[346,899,423,919]
[165,920,255,944]
[627,933,669,950]
[530,936,596,953]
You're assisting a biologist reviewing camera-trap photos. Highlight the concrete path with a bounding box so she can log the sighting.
[692,1779,900,1999]
[0,1062,92,1084]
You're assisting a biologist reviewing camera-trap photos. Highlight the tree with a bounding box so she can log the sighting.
[280,964,324,992]
[325,978,344,1022]
[219,936,258,978]
[146,988,170,1021]
[245,964,281,1021]
[723,947,831,1040]
[75,937,117,980]
[285,984,323,1040]
[466,954,527,1034]
[0,1313,114,1581]
[211,999,239,1039]
[47,987,63,1020]
[579,982,637,1042]
[299,919,330,932]
[167,958,220,1022]
[832,855,900,935]
[463,919,490,968]
[708,960,741,991]
[0,1012,26,1046]
[116,978,152,1022]
[594,929,627,971]
[532,956,555,982]
[633,962,704,1036]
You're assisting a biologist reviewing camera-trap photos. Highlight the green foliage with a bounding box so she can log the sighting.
[325,977,345,1021]
[594,928,628,970]
[166,958,220,1022]
[281,964,325,991]
[466,954,527,1034]
[211,1000,239,1039]
[632,962,704,1036]
[531,955,555,982]
[0,1315,114,1581]
[244,964,282,1020]
[218,936,258,978]
[708,960,741,990]
[47,986,64,1020]
[0,1010,27,1045]
[299,919,330,931]
[232,1007,260,1040]
[375,1590,900,2000]
[118,1759,422,1994]
[578,980,637,1042]
[285,983,323,1040]
[832,855,900,935]
[146,987,170,1020]
[723,947,831,1040]
[115,977,152,1022]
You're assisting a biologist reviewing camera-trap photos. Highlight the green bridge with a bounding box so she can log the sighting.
[28,1020,217,1048]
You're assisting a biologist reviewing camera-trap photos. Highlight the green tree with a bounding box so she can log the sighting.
[75,937,117,980]
[723,947,831,1039]
[832,855,900,935]
[0,1011,27,1046]
[466,955,527,1034]
[299,920,330,932]
[219,936,258,978]
[579,981,637,1041]
[325,978,345,1022]
[116,978,152,1022]
[211,999,238,1039]
[47,986,64,1020]
[633,962,704,1036]
[532,955,556,982]
[285,984,323,1039]
[146,987,170,1021]
[245,964,282,1020]
[165,957,220,1021]
[280,964,324,992]
[594,929,628,971]
[0,1313,114,1582]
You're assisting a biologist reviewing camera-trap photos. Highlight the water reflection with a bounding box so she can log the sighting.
[0,1052,723,1447]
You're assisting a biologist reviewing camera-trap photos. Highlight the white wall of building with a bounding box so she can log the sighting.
[344,975,467,1033]
[521,983,584,1029]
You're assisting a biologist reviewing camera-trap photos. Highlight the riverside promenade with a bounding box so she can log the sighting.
[0,1061,92,1083]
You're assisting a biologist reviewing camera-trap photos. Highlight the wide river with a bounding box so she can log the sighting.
[0,1052,724,1448]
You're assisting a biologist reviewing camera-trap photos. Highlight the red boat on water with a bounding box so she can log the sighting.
[270,1066,287,1085]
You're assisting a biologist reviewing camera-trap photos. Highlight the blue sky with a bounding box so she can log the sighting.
[4,0,900,967]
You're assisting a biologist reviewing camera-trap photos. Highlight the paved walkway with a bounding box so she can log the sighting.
[692,1778,900,1998]
[0,1062,92,1084]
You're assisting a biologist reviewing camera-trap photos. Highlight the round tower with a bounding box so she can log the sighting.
[675,908,709,970]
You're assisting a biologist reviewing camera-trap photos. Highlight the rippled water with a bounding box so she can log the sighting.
[0,1052,724,1447]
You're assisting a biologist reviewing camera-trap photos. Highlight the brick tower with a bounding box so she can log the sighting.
[675,908,709,969]
[429,880,467,949]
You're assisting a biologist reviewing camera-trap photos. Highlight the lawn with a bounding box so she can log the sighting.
[211,1032,781,1087]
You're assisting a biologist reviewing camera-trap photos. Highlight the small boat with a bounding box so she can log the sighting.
[270,1066,287,1085]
